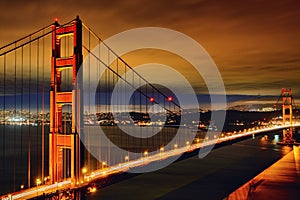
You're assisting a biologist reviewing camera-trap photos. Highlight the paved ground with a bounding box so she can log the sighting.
[228,145,300,200]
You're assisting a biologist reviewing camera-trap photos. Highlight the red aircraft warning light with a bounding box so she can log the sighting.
[149,97,155,102]
[167,96,173,102]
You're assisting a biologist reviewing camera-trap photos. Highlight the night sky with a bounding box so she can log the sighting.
[1,0,300,96]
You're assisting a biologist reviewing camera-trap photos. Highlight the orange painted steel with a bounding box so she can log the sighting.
[49,16,83,184]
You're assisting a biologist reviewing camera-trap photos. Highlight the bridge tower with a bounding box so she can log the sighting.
[281,88,294,144]
[49,17,83,184]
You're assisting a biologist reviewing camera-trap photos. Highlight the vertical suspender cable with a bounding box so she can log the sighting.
[21,46,24,186]
[139,77,142,150]
[125,62,129,153]
[27,36,31,188]
[36,38,39,180]
[132,69,135,114]
[3,54,6,189]
[116,59,119,149]
[107,48,110,166]
[88,28,91,171]
[152,87,155,150]
[97,37,101,169]
[41,30,45,182]
[13,42,17,192]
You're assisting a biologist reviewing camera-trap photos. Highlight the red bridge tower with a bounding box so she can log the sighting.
[49,17,83,184]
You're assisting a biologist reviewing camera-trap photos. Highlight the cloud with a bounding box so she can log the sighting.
[0,0,300,96]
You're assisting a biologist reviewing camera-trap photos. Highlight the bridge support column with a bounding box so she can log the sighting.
[281,88,294,144]
[49,16,83,184]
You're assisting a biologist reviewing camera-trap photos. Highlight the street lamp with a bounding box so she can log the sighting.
[160,147,164,160]
[43,176,50,184]
[36,178,41,196]
[81,167,87,174]
[125,156,129,162]
[102,161,107,168]
[36,178,41,186]
[144,151,148,157]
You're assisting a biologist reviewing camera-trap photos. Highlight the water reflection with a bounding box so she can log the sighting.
[272,134,279,144]
[281,145,292,155]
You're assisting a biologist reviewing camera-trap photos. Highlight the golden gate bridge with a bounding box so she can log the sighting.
[0,17,299,199]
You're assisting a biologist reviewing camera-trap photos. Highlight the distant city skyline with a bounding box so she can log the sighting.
[0,92,284,112]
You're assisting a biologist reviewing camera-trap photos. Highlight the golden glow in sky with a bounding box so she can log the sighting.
[1,0,300,96]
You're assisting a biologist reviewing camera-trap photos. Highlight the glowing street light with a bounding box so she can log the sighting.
[144,151,148,156]
[81,167,87,174]
[125,156,129,162]
[174,144,178,148]
[36,178,41,196]
[36,178,41,186]
[159,147,165,160]
[88,186,97,193]
[43,176,50,183]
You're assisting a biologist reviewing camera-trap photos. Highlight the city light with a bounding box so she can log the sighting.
[167,96,173,102]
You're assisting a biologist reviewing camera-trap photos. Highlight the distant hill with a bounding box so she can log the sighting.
[195,94,300,111]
